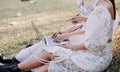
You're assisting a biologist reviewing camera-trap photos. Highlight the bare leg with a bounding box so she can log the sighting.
[18,50,52,70]
[34,64,49,72]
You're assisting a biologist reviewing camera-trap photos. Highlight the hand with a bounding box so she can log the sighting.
[62,42,74,49]
[54,33,70,41]
[66,15,87,24]
[52,31,62,39]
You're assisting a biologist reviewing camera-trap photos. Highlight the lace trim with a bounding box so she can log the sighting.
[32,55,50,64]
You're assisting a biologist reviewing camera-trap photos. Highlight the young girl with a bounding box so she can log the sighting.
[0,0,96,64]
[0,0,117,72]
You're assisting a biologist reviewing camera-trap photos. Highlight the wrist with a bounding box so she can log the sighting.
[82,17,87,22]
[60,31,66,34]
[66,33,71,39]
[58,31,63,34]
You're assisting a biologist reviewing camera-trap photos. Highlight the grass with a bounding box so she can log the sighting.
[0,0,120,72]
[0,0,76,56]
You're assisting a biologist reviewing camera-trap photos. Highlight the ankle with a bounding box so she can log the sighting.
[11,57,20,64]
[17,64,23,71]
[10,63,22,72]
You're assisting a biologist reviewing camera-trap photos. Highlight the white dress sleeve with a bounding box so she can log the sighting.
[76,0,82,6]
[84,6,112,53]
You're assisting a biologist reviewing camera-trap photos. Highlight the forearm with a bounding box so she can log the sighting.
[69,31,85,39]
[62,25,82,34]
[69,43,87,50]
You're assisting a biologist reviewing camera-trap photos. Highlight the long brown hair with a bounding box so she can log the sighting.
[109,0,116,19]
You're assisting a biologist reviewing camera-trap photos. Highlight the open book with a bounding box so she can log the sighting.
[43,36,69,46]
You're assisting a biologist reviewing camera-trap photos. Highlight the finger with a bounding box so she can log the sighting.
[54,36,61,43]
[54,36,62,42]
[72,20,79,24]
[53,32,62,38]
[76,14,80,16]
[52,32,56,37]
[65,16,77,22]
[62,44,68,48]
[54,36,59,41]
[52,32,58,38]
[54,39,61,43]
[63,39,69,41]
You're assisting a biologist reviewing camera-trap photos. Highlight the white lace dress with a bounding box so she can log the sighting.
[42,6,113,72]
[29,6,113,72]
[16,0,114,72]
[16,0,98,62]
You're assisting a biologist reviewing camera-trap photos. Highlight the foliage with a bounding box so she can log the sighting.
[108,26,120,72]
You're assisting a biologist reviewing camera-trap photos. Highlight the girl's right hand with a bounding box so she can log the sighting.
[54,33,70,41]
[52,31,62,39]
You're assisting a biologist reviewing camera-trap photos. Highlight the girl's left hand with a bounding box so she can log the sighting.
[62,42,74,49]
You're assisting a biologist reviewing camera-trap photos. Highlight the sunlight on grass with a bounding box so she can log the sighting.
[0,0,120,72]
